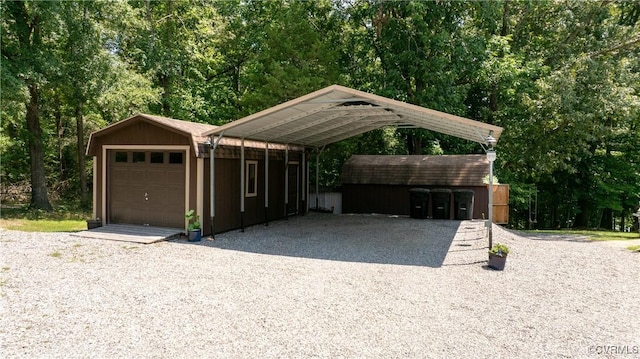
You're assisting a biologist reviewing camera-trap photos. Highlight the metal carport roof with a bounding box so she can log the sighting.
[204,85,503,147]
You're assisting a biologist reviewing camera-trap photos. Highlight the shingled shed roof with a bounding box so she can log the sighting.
[341,155,489,186]
[86,114,217,157]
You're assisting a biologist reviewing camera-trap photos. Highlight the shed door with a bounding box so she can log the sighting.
[109,150,185,228]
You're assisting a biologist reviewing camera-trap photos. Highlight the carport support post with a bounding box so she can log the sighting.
[306,159,310,213]
[264,142,269,226]
[488,152,494,248]
[284,145,289,219]
[485,132,497,249]
[209,134,223,239]
[301,150,306,215]
[240,138,245,232]
[315,150,320,210]
[210,137,215,238]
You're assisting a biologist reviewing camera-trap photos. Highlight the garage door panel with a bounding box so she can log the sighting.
[145,168,168,185]
[109,150,186,228]
[111,167,131,185]
[166,169,183,182]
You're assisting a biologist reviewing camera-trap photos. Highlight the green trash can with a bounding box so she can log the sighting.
[431,189,452,219]
[453,189,475,220]
[409,188,430,219]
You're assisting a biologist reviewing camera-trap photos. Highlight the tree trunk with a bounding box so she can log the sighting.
[26,84,52,210]
[76,104,87,206]
[160,74,171,116]
[55,96,64,176]
[599,208,613,230]
[407,133,422,155]
[573,196,591,228]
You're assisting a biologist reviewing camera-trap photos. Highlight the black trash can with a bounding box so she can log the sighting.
[409,188,430,219]
[453,189,475,220]
[431,189,452,219]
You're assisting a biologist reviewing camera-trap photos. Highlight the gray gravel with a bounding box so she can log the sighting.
[1,213,639,358]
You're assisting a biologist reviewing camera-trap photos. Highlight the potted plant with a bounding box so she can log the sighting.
[185,210,201,242]
[488,243,509,270]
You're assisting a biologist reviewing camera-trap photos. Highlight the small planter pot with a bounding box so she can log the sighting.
[488,254,507,270]
[188,229,202,242]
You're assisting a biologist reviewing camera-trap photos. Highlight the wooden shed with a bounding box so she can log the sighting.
[86,114,306,234]
[341,155,509,223]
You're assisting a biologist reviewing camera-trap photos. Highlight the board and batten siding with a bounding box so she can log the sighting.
[341,155,508,222]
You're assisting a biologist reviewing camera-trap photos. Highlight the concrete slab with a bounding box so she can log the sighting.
[71,224,183,244]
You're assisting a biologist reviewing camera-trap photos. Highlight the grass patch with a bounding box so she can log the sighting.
[49,251,62,258]
[525,229,639,241]
[0,219,86,232]
[627,245,640,252]
[0,205,90,232]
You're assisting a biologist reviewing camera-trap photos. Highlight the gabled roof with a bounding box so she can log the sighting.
[86,114,218,157]
[205,85,503,148]
[86,114,301,157]
[341,155,489,186]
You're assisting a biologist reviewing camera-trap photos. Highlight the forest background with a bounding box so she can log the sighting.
[2,0,639,230]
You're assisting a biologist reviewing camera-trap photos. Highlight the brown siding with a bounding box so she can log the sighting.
[203,160,211,234]
[343,184,489,220]
[214,159,241,232]
[92,121,191,150]
[268,161,286,220]
[209,150,302,234]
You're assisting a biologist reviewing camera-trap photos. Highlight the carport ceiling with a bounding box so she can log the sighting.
[205,85,503,148]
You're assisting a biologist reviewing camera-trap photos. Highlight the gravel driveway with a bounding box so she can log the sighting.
[1,214,639,358]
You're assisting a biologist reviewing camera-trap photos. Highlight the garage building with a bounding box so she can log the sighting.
[86,114,305,234]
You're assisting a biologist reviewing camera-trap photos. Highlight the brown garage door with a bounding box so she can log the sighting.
[109,150,186,228]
